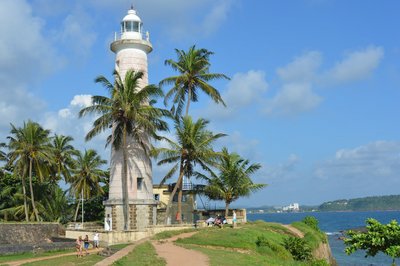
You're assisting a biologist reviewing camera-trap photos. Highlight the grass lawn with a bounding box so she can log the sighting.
[174,221,328,266]
[112,241,165,266]
[21,253,104,266]
[0,244,129,266]
[0,249,75,263]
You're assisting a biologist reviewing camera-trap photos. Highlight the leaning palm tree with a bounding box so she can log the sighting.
[70,149,107,222]
[199,147,266,217]
[160,45,229,116]
[7,121,53,221]
[51,134,77,183]
[79,69,169,230]
[153,116,226,223]
[0,142,7,162]
[0,142,8,179]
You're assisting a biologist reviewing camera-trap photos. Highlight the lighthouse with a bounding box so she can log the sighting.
[104,7,156,231]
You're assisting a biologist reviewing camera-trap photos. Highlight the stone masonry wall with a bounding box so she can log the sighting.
[0,223,64,245]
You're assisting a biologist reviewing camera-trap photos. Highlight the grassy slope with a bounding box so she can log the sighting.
[174,221,324,266]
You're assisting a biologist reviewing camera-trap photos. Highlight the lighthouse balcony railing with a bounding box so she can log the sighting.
[114,31,150,42]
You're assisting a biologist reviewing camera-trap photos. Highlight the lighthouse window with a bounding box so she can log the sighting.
[137,177,143,190]
[123,21,139,32]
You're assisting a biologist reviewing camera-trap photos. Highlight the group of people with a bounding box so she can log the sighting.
[205,211,237,228]
[75,232,99,257]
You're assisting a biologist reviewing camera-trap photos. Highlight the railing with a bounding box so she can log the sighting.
[114,30,150,42]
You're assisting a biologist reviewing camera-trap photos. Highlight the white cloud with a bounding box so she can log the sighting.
[277,51,322,82]
[88,0,234,39]
[58,7,97,59]
[263,82,322,115]
[201,0,234,36]
[324,46,384,84]
[41,94,109,160]
[202,70,268,119]
[315,141,400,180]
[264,46,383,116]
[70,94,93,107]
[0,0,56,134]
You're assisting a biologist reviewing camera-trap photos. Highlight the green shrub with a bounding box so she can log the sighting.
[302,216,320,231]
[255,235,291,260]
[283,236,312,261]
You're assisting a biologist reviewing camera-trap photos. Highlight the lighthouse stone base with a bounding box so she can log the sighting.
[104,199,157,231]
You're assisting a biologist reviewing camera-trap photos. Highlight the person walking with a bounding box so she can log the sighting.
[232,210,237,228]
[83,235,90,255]
[93,232,99,249]
[76,236,83,257]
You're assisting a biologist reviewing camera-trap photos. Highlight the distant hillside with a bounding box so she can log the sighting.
[319,195,400,211]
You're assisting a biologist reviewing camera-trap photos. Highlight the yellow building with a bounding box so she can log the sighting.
[153,184,198,224]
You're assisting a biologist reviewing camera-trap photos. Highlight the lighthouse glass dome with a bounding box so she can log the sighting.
[121,20,142,33]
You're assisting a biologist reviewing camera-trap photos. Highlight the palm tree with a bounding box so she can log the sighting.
[199,147,266,217]
[79,69,168,230]
[0,142,7,179]
[153,116,226,223]
[0,142,7,162]
[160,45,229,116]
[51,134,77,183]
[7,121,53,221]
[70,149,107,222]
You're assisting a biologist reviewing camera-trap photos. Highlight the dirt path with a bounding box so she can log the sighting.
[152,232,209,266]
[3,248,103,266]
[282,224,305,238]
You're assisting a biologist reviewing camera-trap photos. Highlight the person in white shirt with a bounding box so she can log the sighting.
[93,232,99,249]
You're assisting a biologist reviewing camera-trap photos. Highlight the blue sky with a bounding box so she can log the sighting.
[1,0,400,207]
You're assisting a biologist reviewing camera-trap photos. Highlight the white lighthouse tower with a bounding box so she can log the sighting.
[104,7,156,231]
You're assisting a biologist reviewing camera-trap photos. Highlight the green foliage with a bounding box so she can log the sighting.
[344,218,400,265]
[255,235,291,260]
[201,147,266,216]
[319,195,400,211]
[302,216,320,231]
[283,236,312,261]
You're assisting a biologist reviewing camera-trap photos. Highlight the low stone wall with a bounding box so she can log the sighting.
[66,224,193,246]
[0,239,75,255]
[0,223,71,255]
[0,223,64,245]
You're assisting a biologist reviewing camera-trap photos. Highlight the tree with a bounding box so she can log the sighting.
[51,134,77,183]
[345,218,400,266]
[0,142,7,162]
[153,116,225,223]
[199,147,266,217]
[160,45,229,116]
[79,69,168,230]
[70,149,108,222]
[7,121,53,221]
[0,142,8,179]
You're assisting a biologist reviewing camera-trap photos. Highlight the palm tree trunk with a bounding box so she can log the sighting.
[225,202,230,218]
[122,127,129,230]
[177,179,182,223]
[74,199,80,222]
[165,162,184,224]
[21,175,29,221]
[29,158,40,221]
[185,85,192,116]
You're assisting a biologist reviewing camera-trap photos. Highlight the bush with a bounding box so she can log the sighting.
[255,235,291,260]
[302,216,320,231]
[283,236,312,261]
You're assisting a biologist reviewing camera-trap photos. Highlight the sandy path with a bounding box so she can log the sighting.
[282,224,305,238]
[152,232,209,266]
[3,248,103,266]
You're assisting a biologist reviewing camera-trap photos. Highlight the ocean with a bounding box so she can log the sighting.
[248,211,400,266]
